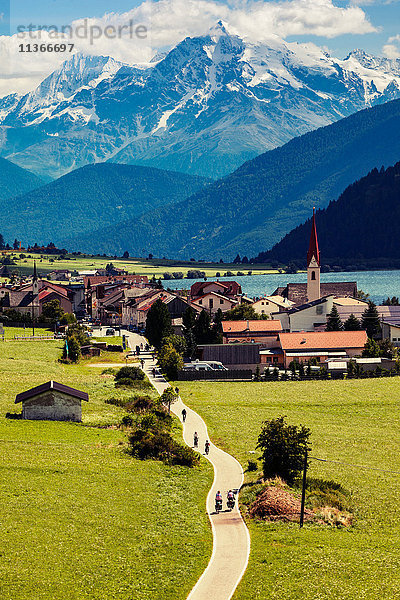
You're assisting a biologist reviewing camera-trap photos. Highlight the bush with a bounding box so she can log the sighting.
[107,344,124,352]
[115,366,145,382]
[121,415,134,427]
[168,442,200,467]
[127,411,198,466]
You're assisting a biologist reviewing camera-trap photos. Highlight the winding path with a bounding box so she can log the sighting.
[125,332,250,600]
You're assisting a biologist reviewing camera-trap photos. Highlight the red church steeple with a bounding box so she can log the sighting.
[307,207,320,267]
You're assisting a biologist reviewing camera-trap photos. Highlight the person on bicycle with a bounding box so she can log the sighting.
[227,490,234,501]
[215,491,222,503]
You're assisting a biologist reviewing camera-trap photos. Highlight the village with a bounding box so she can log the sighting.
[1,211,399,381]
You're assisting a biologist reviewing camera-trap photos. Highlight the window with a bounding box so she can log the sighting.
[220,299,224,304]
[273,357,279,363]
[261,309,265,314]
[316,305,323,315]
[266,357,272,362]
[199,299,202,304]
[209,299,214,309]
[311,271,316,280]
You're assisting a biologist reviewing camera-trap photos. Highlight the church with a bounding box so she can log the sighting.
[272,209,358,306]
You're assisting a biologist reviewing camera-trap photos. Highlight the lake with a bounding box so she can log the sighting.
[162,270,400,304]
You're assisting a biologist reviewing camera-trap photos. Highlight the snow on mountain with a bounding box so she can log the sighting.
[3,53,125,126]
[1,23,400,179]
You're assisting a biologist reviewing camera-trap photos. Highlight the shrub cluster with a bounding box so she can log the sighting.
[127,410,199,467]
[114,366,145,387]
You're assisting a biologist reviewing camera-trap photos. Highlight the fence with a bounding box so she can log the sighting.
[176,369,253,381]
[13,334,56,341]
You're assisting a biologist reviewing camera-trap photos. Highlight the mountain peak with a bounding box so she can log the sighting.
[210,19,232,37]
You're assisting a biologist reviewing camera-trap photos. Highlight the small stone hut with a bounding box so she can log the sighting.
[15,381,89,422]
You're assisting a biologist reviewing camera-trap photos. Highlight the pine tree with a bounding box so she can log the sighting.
[182,306,197,358]
[145,299,172,349]
[361,301,381,339]
[193,310,214,345]
[343,313,361,331]
[326,305,343,331]
[362,338,381,358]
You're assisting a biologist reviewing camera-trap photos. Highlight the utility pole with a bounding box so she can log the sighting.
[300,449,308,528]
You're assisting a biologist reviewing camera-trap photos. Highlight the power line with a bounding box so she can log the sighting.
[310,455,400,476]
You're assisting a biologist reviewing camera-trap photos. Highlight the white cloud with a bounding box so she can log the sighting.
[383,34,400,59]
[0,0,377,97]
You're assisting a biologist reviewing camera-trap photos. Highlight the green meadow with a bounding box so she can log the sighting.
[2,251,279,279]
[0,336,212,600]
[177,379,400,600]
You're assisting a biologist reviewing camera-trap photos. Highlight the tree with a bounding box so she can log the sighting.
[383,297,400,306]
[223,304,259,321]
[343,313,361,331]
[357,289,370,301]
[361,301,381,339]
[145,299,172,349]
[362,338,381,358]
[326,305,343,331]
[257,416,311,485]
[182,306,197,358]
[193,309,213,345]
[233,254,241,264]
[161,388,179,413]
[41,299,65,323]
[66,323,90,346]
[158,345,184,379]
[161,334,187,356]
[212,308,224,343]
[122,250,130,259]
[0,234,5,250]
[377,339,396,359]
[285,262,297,274]
[63,336,81,363]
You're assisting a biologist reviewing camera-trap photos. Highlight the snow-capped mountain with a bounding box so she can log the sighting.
[1,22,400,179]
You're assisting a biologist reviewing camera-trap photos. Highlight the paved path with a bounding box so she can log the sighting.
[124,332,250,600]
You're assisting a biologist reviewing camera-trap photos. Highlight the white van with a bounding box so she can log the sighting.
[183,361,228,372]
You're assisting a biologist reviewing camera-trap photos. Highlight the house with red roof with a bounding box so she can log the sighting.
[191,291,238,315]
[222,320,283,346]
[0,277,72,317]
[122,290,195,328]
[274,330,368,369]
[189,280,242,303]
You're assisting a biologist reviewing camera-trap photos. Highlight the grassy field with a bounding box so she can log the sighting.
[1,327,53,340]
[1,251,280,279]
[176,379,400,600]
[0,338,213,600]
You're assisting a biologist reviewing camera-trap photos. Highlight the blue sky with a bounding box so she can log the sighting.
[0,0,398,57]
[2,0,399,57]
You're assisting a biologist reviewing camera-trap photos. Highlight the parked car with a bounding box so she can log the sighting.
[106,328,115,336]
[183,361,228,372]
